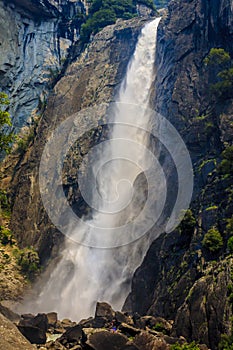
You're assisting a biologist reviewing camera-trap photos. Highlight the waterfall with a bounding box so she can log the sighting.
[23,17,162,321]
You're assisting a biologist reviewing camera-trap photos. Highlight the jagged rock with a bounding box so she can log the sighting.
[0,303,20,323]
[133,332,170,350]
[61,318,77,329]
[58,324,83,344]
[0,0,84,129]
[0,312,35,350]
[135,316,172,334]
[84,329,136,350]
[95,302,115,320]
[118,323,141,337]
[115,311,134,326]
[47,312,58,326]
[18,313,48,344]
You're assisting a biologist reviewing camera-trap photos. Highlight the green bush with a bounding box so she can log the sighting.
[81,0,143,42]
[81,8,116,42]
[226,216,233,235]
[15,247,40,279]
[219,334,233,350]
[0,226,14,245]
[204,48,233,99]
[204,48,231,66]
[0,92,15,155]
[202,227,223,253]
[171,342,200,350]
[178,209,196,235]
[16,129,35,154]
[228,237,233,253]
[218,146,233,177]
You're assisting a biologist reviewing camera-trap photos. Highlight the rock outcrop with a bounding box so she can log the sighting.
[0,0,84,129]
[125,0,233,348]
[0,311,35,350]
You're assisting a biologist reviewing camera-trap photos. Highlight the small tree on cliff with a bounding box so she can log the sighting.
[0,92,14,155]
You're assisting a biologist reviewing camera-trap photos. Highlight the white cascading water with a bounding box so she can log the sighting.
[25,17,162,321]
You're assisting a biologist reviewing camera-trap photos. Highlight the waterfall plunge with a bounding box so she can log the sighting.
[29,18,161,321]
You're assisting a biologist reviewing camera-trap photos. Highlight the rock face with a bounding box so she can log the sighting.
[125,0,233,348]
[9,17,149,262]
[0,0,84,129]
[0,312,35,350]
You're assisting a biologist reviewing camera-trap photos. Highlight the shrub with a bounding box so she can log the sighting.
[204,48,231,66]
[171,342,200,350]
[0,226,14,245]
[226,216,233,235]
[81,8,116,42]
[16,129,35,154]
[15,247,40,279]
[179,209,196,235]
[228,237,233,253]
[218,146,233,177]
[204,48,233,100]
[0,92,15,155]
[219,334,233,350]
[202,227,223,253]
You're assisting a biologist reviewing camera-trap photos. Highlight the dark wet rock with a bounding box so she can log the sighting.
[18,313,48,344]
[58,324,83,344]
[115,311,134,326]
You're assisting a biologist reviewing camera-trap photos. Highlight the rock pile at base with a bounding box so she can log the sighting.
[0,302,209,350]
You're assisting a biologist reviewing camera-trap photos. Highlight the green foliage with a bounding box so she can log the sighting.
[0,226,14,246]
[0,190,11,218]
[137,0,156,10]
[204,48,233,99]
[0,92,15,155]
[226,216,233,236]
[81,8,117,42]
[80,0,152,42]
[178,209,196,235]
[16,129,35,155]
[152,322,166,333]
[204,48,231,66]
[14,247,40,279]
[218,146,233,177]
[219,334,233,350]
[202,227,223,253]
[171,342,200,350]
[228,237,233,253]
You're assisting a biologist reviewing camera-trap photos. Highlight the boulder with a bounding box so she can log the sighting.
[58,324,83,345]
[0,312,34,350]
[84,330,135,350]
[18,313,48,344]
[133,332,169,350]
[118,323,141,337]
[47,312,58,327]
[95,302,115,320]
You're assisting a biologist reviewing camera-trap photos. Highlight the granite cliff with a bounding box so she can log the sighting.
[125,0,233,348]
[0,0,85,129]
[0,0,233,349]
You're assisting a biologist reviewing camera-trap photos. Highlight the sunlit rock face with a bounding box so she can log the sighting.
[0,0,84,129]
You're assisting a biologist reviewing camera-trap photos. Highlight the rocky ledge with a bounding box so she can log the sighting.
[0,302,209,350]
